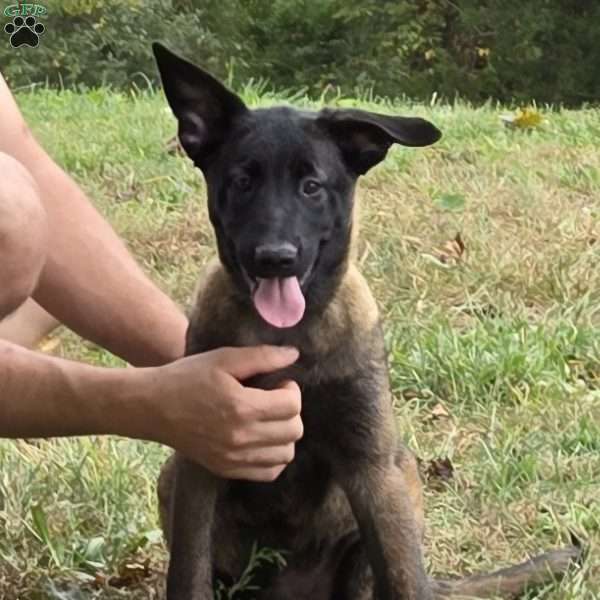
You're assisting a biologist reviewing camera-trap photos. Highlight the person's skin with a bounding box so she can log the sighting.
[0,74,303,481]
[0,298,59,348]
[0,75,186,366]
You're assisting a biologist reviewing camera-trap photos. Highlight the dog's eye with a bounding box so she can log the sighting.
[302,179,322,197]
[233,174,252,192]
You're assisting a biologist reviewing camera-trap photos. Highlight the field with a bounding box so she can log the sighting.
[0,87,599,599]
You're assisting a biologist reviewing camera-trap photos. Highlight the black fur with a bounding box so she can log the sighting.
[153,42,440,318]
[153,43,582,600]
[153,41,440,600]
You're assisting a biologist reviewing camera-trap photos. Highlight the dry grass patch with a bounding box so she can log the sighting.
[0,89,598,598]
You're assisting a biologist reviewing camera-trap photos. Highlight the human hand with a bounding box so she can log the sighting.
[141,346,303,481]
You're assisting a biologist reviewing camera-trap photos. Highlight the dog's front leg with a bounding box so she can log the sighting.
[340,461,432,600]
[166,454,218,600]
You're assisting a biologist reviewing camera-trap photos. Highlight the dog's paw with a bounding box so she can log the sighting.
[4,16,45,48]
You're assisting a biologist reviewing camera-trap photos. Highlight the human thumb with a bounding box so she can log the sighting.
[210,345,299,381]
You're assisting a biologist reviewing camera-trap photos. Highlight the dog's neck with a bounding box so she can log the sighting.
[192,245,378,364]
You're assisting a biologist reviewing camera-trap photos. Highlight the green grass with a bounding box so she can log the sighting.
[1,86,599,598]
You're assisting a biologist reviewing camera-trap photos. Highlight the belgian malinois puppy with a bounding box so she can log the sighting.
[152,43,581,600]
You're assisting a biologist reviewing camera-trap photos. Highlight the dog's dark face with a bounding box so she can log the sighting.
[153,43,441,329]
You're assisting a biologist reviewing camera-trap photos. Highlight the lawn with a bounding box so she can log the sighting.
[1,87,599,599]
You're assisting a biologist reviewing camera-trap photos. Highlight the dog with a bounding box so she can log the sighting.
[152,43,581,600]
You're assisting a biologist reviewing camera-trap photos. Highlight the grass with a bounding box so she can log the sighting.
[1,85,599,598]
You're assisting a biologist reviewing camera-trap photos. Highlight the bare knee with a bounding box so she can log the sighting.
[0,153,48,319]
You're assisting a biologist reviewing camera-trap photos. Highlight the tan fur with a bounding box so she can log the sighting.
[189,257,380,388]
[189,186,376,358]
[163,194,579,600]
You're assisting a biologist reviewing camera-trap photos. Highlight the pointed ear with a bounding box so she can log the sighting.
[317,108,441,175]
[152,42,247,166]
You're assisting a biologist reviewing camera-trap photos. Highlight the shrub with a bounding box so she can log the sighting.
[1,0,598,105]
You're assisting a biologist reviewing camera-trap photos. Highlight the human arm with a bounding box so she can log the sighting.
[0,74,186,366]
[0,342,303,481]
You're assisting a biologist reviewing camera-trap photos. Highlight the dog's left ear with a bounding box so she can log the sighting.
[152,42,247,166]
[317,108,441,175]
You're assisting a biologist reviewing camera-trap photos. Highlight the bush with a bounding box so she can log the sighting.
[0,0,237,89]
[1,0,599,105]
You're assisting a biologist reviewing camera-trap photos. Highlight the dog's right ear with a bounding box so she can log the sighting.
[152,43,247,166]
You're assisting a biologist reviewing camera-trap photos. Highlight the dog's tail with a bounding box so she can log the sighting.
[430,544,583,598]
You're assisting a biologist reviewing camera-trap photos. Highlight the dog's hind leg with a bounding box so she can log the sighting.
[157,454,177,550]
[333,521,582,599]
[394,444,425,541]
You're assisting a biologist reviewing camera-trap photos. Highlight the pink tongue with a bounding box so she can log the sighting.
[253,277,306,328]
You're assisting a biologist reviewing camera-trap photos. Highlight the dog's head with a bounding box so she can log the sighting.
[153,43,441,329]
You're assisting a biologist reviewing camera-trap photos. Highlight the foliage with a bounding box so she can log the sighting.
[1,0,599,105]
[1,0,232,90]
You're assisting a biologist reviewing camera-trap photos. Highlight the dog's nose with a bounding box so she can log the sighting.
[254,242,299,271]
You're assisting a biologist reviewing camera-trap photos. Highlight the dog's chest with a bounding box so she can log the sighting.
[220,376,378,541]
[224,438,332,534]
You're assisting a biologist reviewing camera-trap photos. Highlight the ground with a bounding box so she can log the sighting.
[0,88,598,599]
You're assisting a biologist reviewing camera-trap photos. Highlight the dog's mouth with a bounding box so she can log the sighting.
[241,265,314,329]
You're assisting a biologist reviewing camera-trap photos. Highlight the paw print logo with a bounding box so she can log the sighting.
[4,16,45,48]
